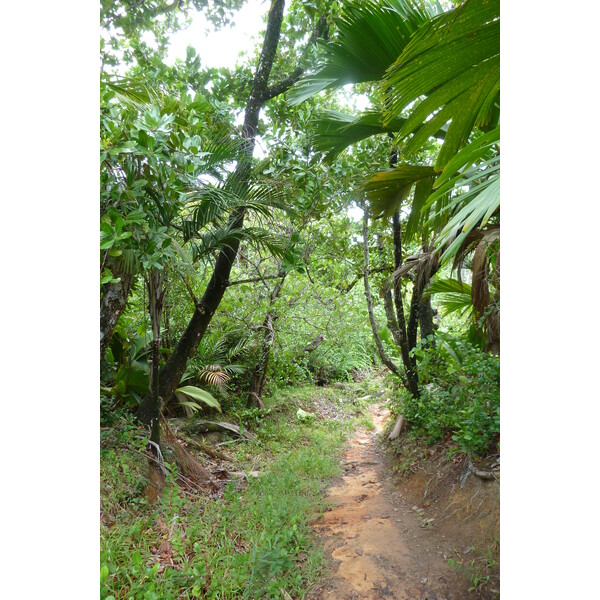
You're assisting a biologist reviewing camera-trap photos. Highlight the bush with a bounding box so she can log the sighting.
[399,333,500,456]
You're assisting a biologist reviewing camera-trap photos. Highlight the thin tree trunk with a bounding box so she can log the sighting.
[377,233,401,345]
[406,254,439,354]
[147,269,165,446]
[419,295,434,342]
[386,135,420,397]
[145,269,166,501]
[137,0,289,425]
[100,271,133,359]
[248,271,286,407]
[391,212,420,397]
[361,204,399,376]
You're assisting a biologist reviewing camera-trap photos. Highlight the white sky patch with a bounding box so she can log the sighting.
[166,0,267,69]
[342,84,371,112]
[347,203,363,222]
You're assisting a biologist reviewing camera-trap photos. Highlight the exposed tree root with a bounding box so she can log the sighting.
[388,414,405,440]
[178,432,232,462]
[161,417,216,489]
[467,457,499,481]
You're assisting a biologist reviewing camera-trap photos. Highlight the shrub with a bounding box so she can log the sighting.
[399,333,500,456]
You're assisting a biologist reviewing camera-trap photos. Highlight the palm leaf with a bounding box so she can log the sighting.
[434,126,499,189]
[102,77,158,106]
[311,109,446,161]
[436,174,499,262]
[174,386,222,413]
[312,110,407,160]
[363,164,437,218]
[197,365,231,387]
[288,0,438,104]
[383,0,500,168]
[404,176,434,244]
[423,277,473,317]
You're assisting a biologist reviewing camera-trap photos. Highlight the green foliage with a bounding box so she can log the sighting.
[425,277,473,318]
[102,324,152,408]
[399,332,499,456]
[174,386,222,413]
[288,0,436,104]
[447,541,499,595]
[383,0,499,163]
[100,387,349,599]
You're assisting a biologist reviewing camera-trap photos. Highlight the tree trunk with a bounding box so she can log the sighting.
[137,0,289,425]
[146,269,165,446]
[248,313,274,408]
[145,269,166,501]
[377,233,401,345]
[381,283,401,346]
[391,212,420,397]
[303,333,325,354]
[406,253,439,354]
[361,204,399,376]
[419,295,434,342]
[386,139,419,397]
[247,272,286,407]
[388,414,405,440]
[100,271,133,360]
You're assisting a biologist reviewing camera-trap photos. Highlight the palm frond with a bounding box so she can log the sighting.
[423,277,473,317]
[174,386,222,415]
[242,227,288,260]
[404,175,433,244]
[383,0,500,168]
[102,76,159,106]
[197,365,231,387]
[433,126,499,189]
[363,164,437,219]
[391,247,439,292]
[288,0,437,104]
[311,109,407,160]
[436,174,499,262]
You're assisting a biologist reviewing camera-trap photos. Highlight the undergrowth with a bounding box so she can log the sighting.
[100,382,377,599]
[395,333,500,457]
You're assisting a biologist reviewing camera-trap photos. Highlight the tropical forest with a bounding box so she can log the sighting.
[100,0,500,598]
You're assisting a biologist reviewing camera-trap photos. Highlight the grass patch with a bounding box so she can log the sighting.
[357,415,375,430]
[101,385,354,599]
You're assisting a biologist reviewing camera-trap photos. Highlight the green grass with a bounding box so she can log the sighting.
[357,415,375,430]
[100,383,370,599]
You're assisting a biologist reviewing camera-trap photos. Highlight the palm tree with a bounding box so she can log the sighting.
[289,0,501,379]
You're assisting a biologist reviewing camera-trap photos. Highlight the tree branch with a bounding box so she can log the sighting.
[361,201,401,377]
[262,13,329,101]
[226,273,286,287]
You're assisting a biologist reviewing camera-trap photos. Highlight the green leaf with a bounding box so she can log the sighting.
[288,0,437,104]
[311,109,415,161]
[100,565,109,584]
[174,386,222,413]
[363,165,437,218]
[100,237,115,250]
[100,222,114,237]
[383,0,500,166]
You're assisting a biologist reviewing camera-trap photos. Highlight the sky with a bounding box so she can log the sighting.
[165,0,267,69]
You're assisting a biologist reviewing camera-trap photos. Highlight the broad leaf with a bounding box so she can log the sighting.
[383,0,500,168]
[174,386,222,413]
[363,165,437,218]
[288,0,438,104]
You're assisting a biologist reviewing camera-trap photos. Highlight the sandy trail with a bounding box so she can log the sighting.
[307,404,471,600]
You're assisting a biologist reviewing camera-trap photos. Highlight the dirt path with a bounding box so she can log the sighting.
[307,403,472,600]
